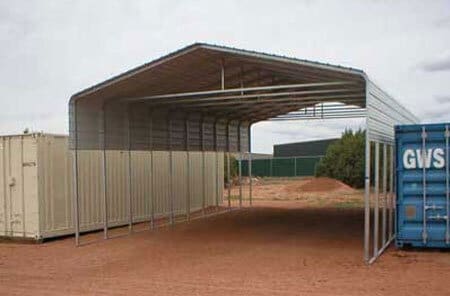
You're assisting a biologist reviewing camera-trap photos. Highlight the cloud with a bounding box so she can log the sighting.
[421,56,450,72]
[434,16,450,27]
[434,95,450,104]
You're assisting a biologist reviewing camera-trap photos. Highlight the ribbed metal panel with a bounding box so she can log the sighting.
[1,134,224,240]
[366,80,419,144]
[396,123,450,248]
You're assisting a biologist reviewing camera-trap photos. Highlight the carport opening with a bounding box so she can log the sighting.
[69,43,418,263]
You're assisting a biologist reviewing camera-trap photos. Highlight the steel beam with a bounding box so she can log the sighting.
[101,104,108,239]
[248,125,252,206]
[373,142,380,257]
[364,137,371,262]
[126,106,133,233]
[168,117,174,225]
[186,117,191,222]
[72,101,80,246]
[149,113,155,229]
[123,81,356,102]
[382,144,387,245]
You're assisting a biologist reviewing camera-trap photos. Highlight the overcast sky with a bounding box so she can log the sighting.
[1,0,449,153]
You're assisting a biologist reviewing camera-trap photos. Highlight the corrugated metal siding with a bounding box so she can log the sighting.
[396,123,450,248]
[38,135,73,236]
[0,136,39,238]
[1,134,224,240]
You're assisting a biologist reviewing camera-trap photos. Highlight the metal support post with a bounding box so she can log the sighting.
[201,119,206,215]
[388,145,394,239]
[215,121,220,211]
[382,144,387,245]
[422,127,427,244]
[227,123,231,209]
[248,127,253,206]
[186,118,191,221]
[168,117,174,225]
[373,142,380,258]
[227,152,231,208]
[126,106,133,233]
[149,114,155,229]
[364,138,371,262]
[238,153,242,208]
[72,101,80,246]
[101,105,108,239]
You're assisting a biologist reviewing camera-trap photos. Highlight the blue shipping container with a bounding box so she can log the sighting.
[396,123,450,248]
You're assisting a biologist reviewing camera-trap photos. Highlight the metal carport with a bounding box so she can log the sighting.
[69,43,419,264]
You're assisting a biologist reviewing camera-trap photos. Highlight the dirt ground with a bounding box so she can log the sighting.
[1,178,450,296]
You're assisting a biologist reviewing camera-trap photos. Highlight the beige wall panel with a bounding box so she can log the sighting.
[38,136,73,236]
[188,152,203,212]
[130,151,151,221]
[77,150,104,230]
[172,151,188,215]
[152,151,170,216]
[105,150,128,225]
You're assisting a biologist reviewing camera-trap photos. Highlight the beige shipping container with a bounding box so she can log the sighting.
[0,133,224,240]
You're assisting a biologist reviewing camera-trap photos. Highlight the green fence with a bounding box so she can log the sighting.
[241,156,322,177]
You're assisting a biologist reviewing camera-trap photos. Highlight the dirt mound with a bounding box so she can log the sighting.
[293,177,355,193]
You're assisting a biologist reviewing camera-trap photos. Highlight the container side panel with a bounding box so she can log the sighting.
[23,137,39,237]
[396,123,450,248]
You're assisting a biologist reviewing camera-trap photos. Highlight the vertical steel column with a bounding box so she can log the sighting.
[364,138,371,262]
[215,121,220,210]
[101,104,108,239]
[149,113,155,229]
[72,101,80,246]
[382,144,387,245]
[186,117,191,221]
[422,127,427,244]
[373,142,380,257]
[227,123,231,209]
[248,125,252,206]
[388,145,394,239]
[445,125,449,244]
[238,123,243,208]
[201,118,206,215]
[168,117,174,225]
[217,60,225,211]
[126,106,133,233]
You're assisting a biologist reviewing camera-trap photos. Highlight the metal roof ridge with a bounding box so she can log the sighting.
[70,42,365,102]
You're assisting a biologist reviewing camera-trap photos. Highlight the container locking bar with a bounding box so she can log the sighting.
[445,125,449,244]
[425,205,444,211]
[422,127,428,244]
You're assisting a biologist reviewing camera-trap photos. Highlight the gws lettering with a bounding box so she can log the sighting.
[403,148,445,169]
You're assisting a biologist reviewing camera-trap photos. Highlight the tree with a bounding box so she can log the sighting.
[315,129,365,188]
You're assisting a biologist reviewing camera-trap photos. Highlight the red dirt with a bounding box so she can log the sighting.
[294,177,355,192]
[1,179,449,295]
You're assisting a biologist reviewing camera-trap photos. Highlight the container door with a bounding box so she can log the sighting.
[0,136,39,238]
[396,124,450,248]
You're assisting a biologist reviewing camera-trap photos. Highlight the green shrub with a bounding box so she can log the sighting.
[315,129,365,188]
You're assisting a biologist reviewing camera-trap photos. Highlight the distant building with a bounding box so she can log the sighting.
[273,138,338,157]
